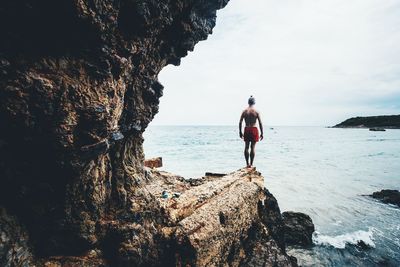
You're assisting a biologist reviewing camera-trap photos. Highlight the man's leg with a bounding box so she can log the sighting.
[250,141,256,167]
[244,141,250,167]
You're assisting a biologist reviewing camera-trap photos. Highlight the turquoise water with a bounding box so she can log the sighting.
[144,126,400,266]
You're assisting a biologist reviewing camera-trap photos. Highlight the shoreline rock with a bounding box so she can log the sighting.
[139,168,302,266]
[370,189,400,208]
[282,211,315,247]
[146,168,297,266]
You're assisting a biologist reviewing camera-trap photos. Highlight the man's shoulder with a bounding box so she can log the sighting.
[243,107,260,115]
[250,108,260,114]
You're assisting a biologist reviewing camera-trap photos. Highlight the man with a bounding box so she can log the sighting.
[239,96,263,168]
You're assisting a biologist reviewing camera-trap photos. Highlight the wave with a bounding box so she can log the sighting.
[313,228,375,249]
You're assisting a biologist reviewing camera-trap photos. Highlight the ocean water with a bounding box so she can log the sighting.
[143,126,400,266]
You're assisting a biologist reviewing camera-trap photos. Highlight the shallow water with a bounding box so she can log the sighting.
[144,126,400,266]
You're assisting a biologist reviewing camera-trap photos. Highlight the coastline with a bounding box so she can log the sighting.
[333,115,400,129]
[332,126,400,129]
[144,125,400,266]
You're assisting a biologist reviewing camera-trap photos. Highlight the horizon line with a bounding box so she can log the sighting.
[148,124,330,127]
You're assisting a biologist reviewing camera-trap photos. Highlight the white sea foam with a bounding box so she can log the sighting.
[313,228,375,249]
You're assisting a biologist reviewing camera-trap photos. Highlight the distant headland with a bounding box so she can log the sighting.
[333,115,400,129]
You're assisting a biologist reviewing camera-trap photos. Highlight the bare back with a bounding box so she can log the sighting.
[239,100,263,167]
[242,107,259,127]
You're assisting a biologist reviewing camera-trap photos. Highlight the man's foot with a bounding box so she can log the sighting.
[247,165,252,168]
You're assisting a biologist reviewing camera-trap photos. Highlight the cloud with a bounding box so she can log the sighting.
[153,0,400,126]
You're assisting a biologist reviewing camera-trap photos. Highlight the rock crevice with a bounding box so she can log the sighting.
[0,0,298,266]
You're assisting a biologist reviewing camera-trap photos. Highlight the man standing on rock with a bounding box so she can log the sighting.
[239,96,264,168]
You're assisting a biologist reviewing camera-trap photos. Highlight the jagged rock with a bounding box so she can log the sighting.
[147,168,296,266]
[282,211,315,246]
[0,0,298,266]
[0,0,231,264]
[370,189,400,207]
[259,189,286,250]
[0,208,33,267]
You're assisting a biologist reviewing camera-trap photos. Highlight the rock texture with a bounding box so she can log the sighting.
[370,189,400,208]
[147,168,296,266]
[282,212,315,246]
[0,0,229,265]
[0,208,33,267]
[0,0,297,266]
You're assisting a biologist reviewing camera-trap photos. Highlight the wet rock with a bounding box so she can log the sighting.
[357,240,372,250]
[240,223,297,267]
[370,189,400,207]
[282,211,315,246]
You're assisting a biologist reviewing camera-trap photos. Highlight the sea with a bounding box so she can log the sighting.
[143,126,400,266]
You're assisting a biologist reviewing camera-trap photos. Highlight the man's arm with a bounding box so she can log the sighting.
[239,111,244,139]
[258,112,264,140]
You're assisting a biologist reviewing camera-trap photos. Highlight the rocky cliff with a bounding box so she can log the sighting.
[0,1,297,266]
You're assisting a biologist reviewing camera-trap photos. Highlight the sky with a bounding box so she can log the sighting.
[152,0,400,126]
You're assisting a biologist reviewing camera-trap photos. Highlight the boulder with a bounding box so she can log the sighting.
[149,168,297,266]
[370,189,400,207]
[282,211,315,246]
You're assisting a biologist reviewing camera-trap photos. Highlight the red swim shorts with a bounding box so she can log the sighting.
[244,127,259,142]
